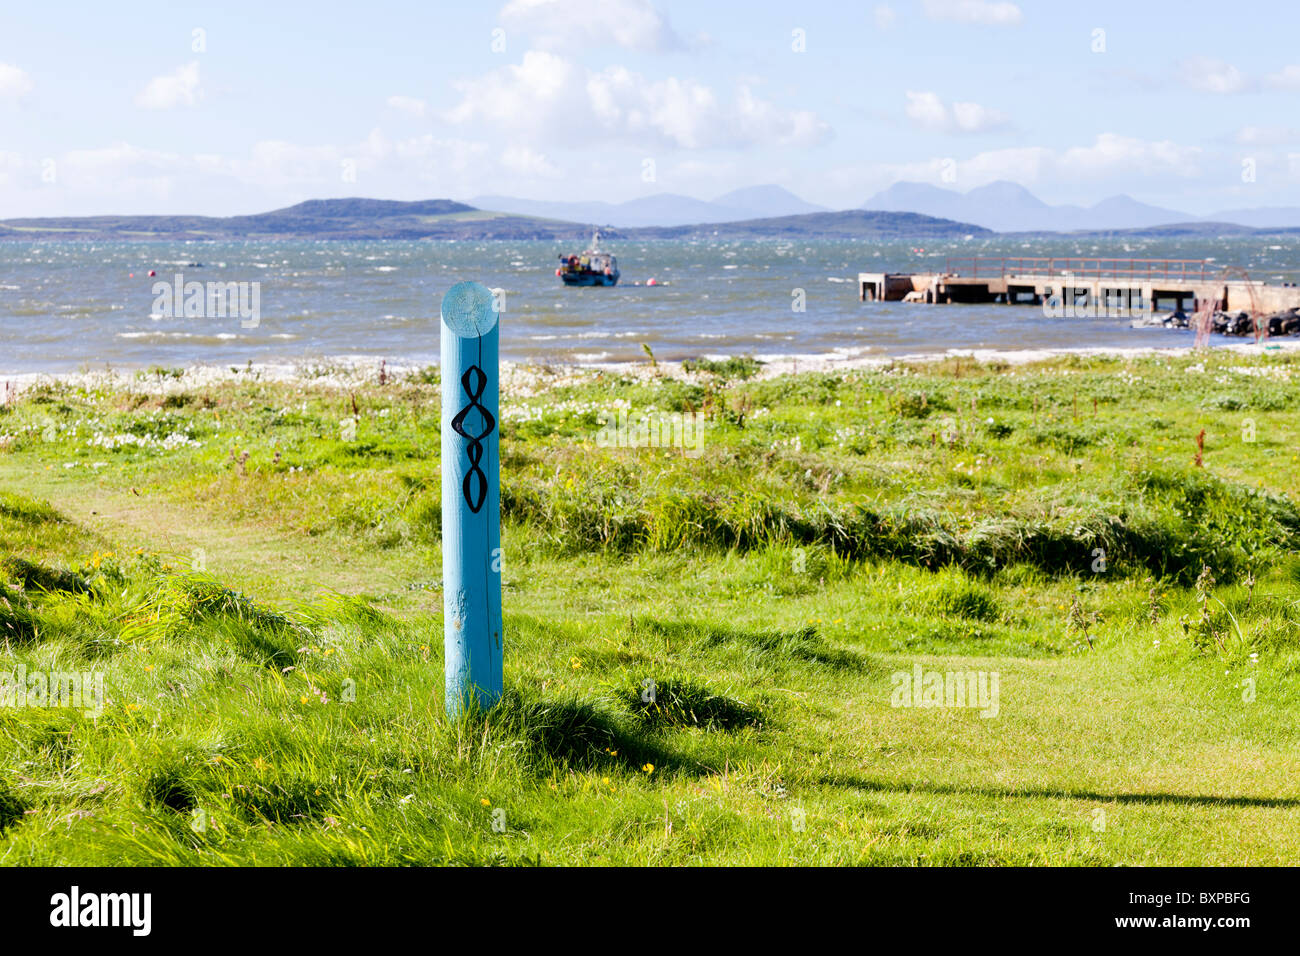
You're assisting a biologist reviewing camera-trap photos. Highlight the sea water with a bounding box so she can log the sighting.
[1,235,1297,374]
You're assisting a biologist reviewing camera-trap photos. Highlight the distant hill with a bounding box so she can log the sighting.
[469,192,727,228]
[0,198,608,241]
[5,195,1292,242]
[0,198,983,241]
[1040,220,1300,238]
[1204,205,1300,229]
[260,198,474,219]
[626,209,989,239]
[710,185,828,219]
[469,184,827,227]
[861,180,1194,232]
[860,179,1300,233]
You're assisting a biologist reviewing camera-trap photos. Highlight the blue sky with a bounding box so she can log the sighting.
[2,0,1299,217]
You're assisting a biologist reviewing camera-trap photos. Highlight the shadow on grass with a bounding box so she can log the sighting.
[618,675,764,733]
[168,576,303,669]
[820,773,1300,809]
[471,689,695,775]
[0,493,65,526]
[642,619,872,672]
[145,764,337,829]
[0,594,42,644]
[144,768,197,813]
[0,785,26,834]
[225,779,337,825]
[1,556,91,594]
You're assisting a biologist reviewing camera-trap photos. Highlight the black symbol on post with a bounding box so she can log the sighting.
[451,365,495,513]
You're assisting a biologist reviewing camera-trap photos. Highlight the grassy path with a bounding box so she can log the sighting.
[2,353,1298,864]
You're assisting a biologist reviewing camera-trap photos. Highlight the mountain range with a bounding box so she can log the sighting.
[858,180,1300,232]
[473,180,1300,233]
[4,186,1300,242]
[469,185,827,228]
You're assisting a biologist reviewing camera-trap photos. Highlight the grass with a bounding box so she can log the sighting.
[0,350,1298,865]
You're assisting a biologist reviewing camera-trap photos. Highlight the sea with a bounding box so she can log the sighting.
[2,234,1298,375]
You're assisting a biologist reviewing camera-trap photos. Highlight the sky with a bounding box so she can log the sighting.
[2,0,1299,218]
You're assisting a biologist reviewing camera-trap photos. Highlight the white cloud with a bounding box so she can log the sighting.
[1235,125,1300,147]
[0,62,34,100]
[386,95,428,117]
[0,150,28,188]
[874,4,898,29]
[1178,57,1250,94]
[0,130,506,215]
[135,62,201,109]
[1264,64,1300,89]
[227,130,482,187]
[1057,133,1200,179]
[904,91,1009,133]
[922,0,1023,26]
[904,91,948,129]
[500,0,682,52]
[447,51,830,149]
[825,133,1201,201]
[501,145,559,177]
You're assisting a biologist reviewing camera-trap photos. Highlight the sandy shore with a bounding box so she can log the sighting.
[3,339,1299,399]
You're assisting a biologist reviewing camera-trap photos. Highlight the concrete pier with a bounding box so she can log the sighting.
[859,257,1300,314]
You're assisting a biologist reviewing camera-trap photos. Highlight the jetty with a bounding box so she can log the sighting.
[859,257,1300,314]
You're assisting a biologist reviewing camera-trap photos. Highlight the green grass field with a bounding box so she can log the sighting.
[1,349,1298,865]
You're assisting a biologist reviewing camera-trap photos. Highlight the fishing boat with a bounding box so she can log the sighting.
[556,230,619,286]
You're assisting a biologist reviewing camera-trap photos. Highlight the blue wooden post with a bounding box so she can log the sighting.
[441,281,502,717]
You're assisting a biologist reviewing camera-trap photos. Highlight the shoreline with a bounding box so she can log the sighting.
[3,339,1299,397]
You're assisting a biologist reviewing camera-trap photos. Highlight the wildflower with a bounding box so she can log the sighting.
[480,798,490,806]
[642,763,655,774]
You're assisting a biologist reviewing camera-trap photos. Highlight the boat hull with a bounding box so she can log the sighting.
[560,273,619,287]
